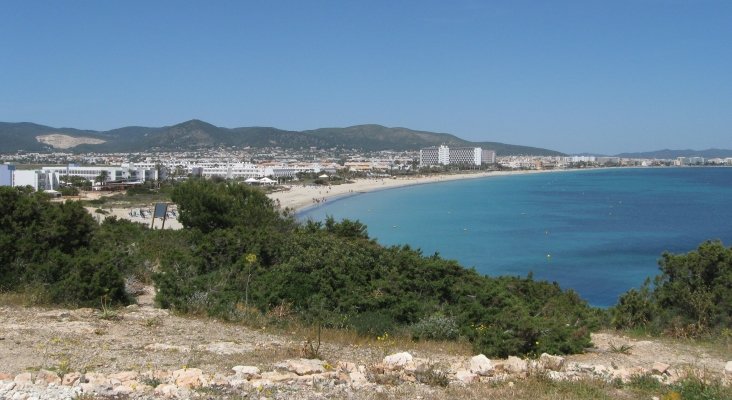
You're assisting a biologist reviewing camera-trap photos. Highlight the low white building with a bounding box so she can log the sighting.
[13,170,58,191]
[41,165,129,182]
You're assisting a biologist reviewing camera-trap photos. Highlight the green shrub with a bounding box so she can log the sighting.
[411,314,460,341]
[670,375,732,400]
[349,311,397,337]
[59,186,79,196]
[612,240,732,338]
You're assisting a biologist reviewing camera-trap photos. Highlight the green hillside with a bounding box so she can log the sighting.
[0,120,564,156]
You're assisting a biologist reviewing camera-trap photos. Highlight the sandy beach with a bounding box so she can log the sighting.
[84,205,184,230]
[268,169,564,213]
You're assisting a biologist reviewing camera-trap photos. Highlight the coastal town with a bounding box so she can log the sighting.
[2,145,731,196]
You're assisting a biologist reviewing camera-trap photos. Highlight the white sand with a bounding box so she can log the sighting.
[268,169,564,213]
[85,206,183,230]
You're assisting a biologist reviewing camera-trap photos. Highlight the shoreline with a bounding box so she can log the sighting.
[268,168,574,214]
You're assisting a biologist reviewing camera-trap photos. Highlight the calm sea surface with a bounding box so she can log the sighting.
[298,167,732,307]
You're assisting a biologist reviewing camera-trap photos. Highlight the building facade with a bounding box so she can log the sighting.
[481,149,496,164]
[420,145,488,166]
[0,164,15,186]
[449,147,482,165]
[419,145,450,166]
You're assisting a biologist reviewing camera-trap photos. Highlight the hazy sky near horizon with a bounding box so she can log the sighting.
[1,1,730,155]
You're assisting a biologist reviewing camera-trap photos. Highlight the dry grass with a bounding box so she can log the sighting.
[0,288,48,306]
[280,323,474,359]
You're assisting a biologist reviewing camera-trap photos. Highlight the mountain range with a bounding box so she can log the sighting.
[0,120,564,156]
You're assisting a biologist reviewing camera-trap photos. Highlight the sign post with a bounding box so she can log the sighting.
[151,203,168,229]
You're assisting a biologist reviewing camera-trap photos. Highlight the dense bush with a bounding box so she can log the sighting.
[171,178,293,233]
[0,186,131,306]
[59,186,79,196]
[612,240,732,337]
[411,314,460,341]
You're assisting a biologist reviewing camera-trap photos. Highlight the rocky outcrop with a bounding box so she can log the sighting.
[383,352,413,369]
[276,358,328,375]
[0,349,727,399]
[469,354,494,376]
[539,353,565,371]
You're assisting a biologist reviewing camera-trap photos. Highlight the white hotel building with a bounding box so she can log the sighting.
[420,145,493,166]
[2,162,328,192]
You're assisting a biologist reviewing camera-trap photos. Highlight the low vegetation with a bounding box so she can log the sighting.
[611,240,732,339]
[1,180,731,363]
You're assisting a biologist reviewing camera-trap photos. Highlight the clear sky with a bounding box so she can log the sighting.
[1,1,730,154]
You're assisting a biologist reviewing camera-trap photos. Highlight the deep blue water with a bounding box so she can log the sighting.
[298,168,732,307]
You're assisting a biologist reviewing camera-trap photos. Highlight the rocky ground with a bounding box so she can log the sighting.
[1,288,730,399]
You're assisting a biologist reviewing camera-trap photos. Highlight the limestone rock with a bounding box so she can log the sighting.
[232,365,260,379]
[725,361,732,376]
[113,385,134,395]
[207,373,230,388]
[539,353,565,371]
[172,368,205,389]
[62,372,81,386]
[504,356,528,374]
[592,364,611,377]
[108,371,138,383]
[455,369,479,383]
[547,371,571,381]
[349,371,368,387]
[35,369,61,386]
[83,372,110,387]
[383,352,413,369]
[14,373,32,384]
[150,369,173,383]
[469,354,493,376]
[652,362,670,375]
[277,358,327,375]
[0,372,13,381]
[261,371,298,382]
[154,383,182,399]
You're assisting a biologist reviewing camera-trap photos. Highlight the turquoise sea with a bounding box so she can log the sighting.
[299,167,732,307]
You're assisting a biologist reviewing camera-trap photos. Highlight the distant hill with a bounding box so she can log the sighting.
[0,120,564,156]
[615,149,732,159]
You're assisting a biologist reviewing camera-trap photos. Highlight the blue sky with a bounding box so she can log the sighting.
[1,1,730,154]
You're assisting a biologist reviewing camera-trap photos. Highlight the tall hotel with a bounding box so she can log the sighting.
[420,145,495,166]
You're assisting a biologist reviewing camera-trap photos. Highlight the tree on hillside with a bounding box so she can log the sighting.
[612,240,732,336]
[95,170,110,184]
[0,186,130,306]
[171,179,293,233]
